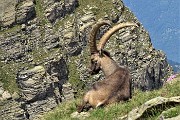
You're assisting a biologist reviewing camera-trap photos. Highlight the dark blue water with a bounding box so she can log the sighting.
[123,0,180,63]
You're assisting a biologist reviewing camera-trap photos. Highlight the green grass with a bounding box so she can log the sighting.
[161,106,180,119]
[42,76,180,120]
[0,25,21,35]
[77,0,116,18]
[34,0,48,39]
[35,0,48,25]
[68,56,86,97]
[53,0,118,31]
[42,99,80,120]
[0,61,19,93]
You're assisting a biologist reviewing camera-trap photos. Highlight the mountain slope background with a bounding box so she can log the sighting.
[168,59,180,73]
[0,0,177,119]
[123,0,180,63]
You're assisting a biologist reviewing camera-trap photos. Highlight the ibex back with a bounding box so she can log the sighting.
[77,21,137,112]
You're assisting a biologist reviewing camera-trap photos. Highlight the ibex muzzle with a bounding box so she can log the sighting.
[77,21,138,113]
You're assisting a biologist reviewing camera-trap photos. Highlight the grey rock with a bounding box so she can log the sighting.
[12,92,20,100]
[17,66,47,101]
[62,82,74,102]
[80,13,95,23]
[24,98,57,120]
[71,111,90,119]
[21,24,26,30]
[0,0,35,27]
[0,0,17,27]
[119,96,180,120]
[0,88,4,96]
[2,91,12,100]
[13,57,69,119]
[16,1,36,24]
[0,100,26,120]
[44,0,78,23]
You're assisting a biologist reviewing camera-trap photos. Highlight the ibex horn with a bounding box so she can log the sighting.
[89,21,111,54]
[97,22,138,51]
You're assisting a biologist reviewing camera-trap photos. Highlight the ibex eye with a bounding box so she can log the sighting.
[91,59,96,63]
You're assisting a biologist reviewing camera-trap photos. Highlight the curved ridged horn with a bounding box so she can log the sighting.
[89,21,111,54]
[97,22,137,50]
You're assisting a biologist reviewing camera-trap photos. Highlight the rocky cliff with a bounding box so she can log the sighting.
[0,0,172,119]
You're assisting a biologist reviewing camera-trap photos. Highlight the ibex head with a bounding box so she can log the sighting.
[89,50,111,75]
[88,21,137,75]
[88,21,110,75]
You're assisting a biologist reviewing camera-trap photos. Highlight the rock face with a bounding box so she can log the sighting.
[16,1,36,24]
[0,0,36,27]
[0,100,26,120]
[43,0,79,23]
[16,59,69,119]
[0,0,173,119]
[0,0,17,27]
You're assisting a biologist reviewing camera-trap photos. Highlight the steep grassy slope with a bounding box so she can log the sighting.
[42,75,180,120]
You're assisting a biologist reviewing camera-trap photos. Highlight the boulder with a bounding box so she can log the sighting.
[2,91,12,100]
[0,0,17,27]
[120,96,180,120]
[0,0,36,27]
[44,0,78,23]
[16,1,36,24]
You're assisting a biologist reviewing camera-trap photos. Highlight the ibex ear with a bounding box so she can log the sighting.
[99,49,103,57]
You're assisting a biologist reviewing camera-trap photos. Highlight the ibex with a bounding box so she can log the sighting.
[77,21,137,112]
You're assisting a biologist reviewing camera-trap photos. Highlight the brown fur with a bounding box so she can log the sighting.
[77,55,132,113]
[77,22,135,113]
